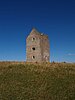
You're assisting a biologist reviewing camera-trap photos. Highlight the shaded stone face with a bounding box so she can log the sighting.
[26,28,50,62]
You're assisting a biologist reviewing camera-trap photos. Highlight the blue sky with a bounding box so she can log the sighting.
[0,0,75,62]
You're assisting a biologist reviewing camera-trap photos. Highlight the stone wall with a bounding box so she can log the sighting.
[26,28,50,62]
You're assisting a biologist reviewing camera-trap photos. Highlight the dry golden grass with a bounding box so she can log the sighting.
[0,62,75,100]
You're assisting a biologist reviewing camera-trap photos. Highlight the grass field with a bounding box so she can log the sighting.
[0,62,75,100]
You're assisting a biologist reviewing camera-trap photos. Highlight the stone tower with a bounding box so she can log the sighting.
[26,28,50,62]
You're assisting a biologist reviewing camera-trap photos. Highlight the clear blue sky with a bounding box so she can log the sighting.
[0,0,75,62]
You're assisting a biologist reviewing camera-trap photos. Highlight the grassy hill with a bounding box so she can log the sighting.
[0,62,75,100]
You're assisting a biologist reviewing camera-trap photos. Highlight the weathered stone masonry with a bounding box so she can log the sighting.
[26,28,50,62]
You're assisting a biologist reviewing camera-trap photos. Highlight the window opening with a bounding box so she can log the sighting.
[32,56,35,59]
[32,47,35,50]
[32,38,35,41]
